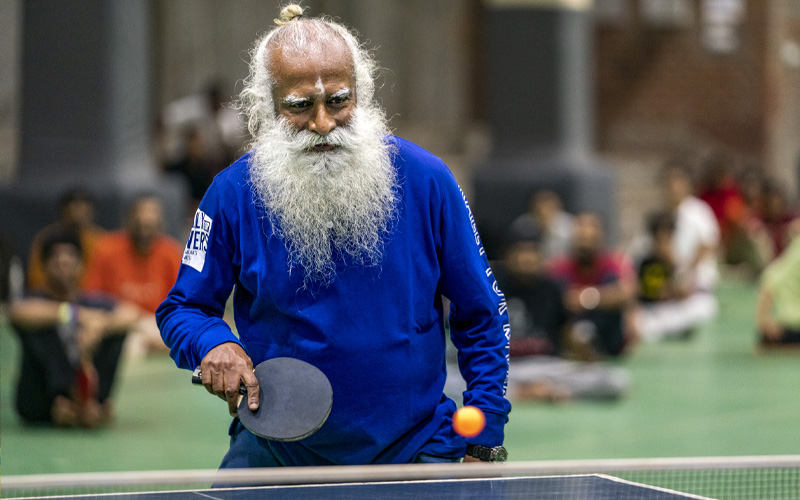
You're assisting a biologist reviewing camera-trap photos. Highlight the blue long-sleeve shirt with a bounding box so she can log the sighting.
[157,136,511,465]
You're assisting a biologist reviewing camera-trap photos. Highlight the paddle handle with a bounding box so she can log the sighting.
[191,368,248,395]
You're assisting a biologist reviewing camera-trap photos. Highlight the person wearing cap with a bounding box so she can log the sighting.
[157,5,510,467]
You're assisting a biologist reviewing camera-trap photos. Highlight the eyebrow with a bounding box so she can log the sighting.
[282,95,312,107]
[281,88,352,108]
[329,88,352,100]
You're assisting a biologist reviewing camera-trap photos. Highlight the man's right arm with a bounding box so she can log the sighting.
[156,180,240,368]
[155,180,258,413]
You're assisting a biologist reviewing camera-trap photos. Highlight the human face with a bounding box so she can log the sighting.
[62,200,95,228]
[128,198,164,251]
[45,243,83,294]
[573,214,603,253]
[269,42,356,150]
[663,169,691,207]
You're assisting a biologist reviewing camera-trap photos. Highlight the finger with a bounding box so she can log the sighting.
[241,368,260,411]
[225,374,242,416]
[200,367,216,396]
[211,370,227,401]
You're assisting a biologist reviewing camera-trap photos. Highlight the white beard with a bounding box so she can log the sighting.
[248,106,398,286]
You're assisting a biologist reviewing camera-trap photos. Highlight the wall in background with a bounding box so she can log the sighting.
[0,0,21,183]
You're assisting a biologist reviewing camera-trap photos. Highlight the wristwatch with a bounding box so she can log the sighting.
[465,444,508,462]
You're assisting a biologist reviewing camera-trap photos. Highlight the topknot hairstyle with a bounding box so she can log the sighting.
[274,4,304,25]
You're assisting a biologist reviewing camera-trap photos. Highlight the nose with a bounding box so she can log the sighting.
[308,104,336,136]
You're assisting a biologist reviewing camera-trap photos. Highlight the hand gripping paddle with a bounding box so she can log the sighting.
[192,357,333,441]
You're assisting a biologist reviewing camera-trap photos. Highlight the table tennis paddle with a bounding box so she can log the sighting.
[192,357,332,442]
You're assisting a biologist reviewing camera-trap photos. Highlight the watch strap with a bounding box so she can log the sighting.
[465,444,507,462]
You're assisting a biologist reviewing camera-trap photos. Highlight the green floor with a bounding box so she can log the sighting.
[2,278,799,475]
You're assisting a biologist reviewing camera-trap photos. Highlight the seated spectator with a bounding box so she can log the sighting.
[632,211,717,342]
[510,190,574,260]
[759,180,797,258]
[27,188,106,292]
[548,213,636,358]
[83,194,182,353]
[698,153,742,247]
[483,235,629,402]
[756,219,800,347]
[737,165,767,217]
[495,236,568,357]
[9,229,142,428]
[660,160,720,291]
[701,161,775,275]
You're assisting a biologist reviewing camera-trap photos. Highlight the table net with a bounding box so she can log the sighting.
[2,455,798,499]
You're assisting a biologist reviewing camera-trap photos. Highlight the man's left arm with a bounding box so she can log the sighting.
[435,173,511,455]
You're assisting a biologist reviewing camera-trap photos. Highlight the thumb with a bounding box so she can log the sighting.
[242,369,260,411]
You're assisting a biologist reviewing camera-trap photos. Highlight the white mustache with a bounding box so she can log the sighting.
[285,125,351,153]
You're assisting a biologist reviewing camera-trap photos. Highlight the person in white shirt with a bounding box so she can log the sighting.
[661,161,720,292]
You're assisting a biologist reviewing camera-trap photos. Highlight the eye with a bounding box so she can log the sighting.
[328,93,351,107]
[288,100,311,110]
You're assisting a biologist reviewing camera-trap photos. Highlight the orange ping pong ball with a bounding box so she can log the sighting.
[452,405,485,438]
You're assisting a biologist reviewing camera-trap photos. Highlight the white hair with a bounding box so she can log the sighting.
[238,7,379,144]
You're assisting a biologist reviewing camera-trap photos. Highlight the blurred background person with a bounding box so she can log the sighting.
[756,218,800,348]
[759,180,797,259]
[660,160,720,293]
[489,233,629,402]
[26,188,106,292]
[498,234,568,359]
[83,194,182,354]
[509,190,574,261]
[164,125,217,215]
[632,211,717,342]
[548,212,636,359]
[9,229,141,428]
[697,152,742,251]
[736,165,767,221]
[157,82,246,175]
[697,154,774,277]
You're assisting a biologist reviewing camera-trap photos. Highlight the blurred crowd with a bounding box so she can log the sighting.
[2,190,182,428]
[491,153,800,404]
[0,82,247,429]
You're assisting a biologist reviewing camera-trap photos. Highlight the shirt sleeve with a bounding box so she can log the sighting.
[82,241,108,294]
[435,170,511,448]
[697,201,721,247]
[155,180,243,371]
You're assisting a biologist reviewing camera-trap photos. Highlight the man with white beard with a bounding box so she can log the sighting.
[157,5,510,467]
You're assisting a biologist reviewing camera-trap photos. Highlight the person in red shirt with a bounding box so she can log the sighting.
[548,213,636,358]
[85,194,182,314]
[84,195,182,353]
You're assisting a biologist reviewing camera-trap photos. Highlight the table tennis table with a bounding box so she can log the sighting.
[25,474,715,500]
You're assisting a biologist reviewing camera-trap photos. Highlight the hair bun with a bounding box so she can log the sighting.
[274,4,304,26]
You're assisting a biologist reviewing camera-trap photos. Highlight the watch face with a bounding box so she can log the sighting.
[493,447,508,462]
